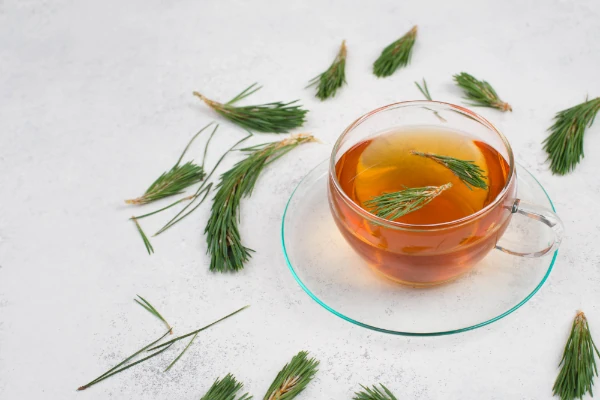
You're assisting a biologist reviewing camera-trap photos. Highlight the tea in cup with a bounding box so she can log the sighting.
[328,102,564,286]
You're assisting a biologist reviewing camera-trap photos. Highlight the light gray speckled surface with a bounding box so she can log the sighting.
[1,0,599,399]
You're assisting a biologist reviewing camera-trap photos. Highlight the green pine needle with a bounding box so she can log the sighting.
[365,183,452,221]
[263,351,319,400]
[193,83,308,133]
[353,384,398,400]
[415,78,432,100]
[201,374,252,400]
[134,295,172,333]
[553,311,600,400]
[125,123,216,205]
[132,217,154,255]
[543,97,600,175]
[147,305,250,352]
[373,26,417,78]
[453,72,512,112]
[410,151,488,190]
[164,332,197,372]
[308,40,347,100]
[77,329,172,391]
[206,134,317,273]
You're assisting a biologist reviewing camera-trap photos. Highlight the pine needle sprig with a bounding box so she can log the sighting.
[308,40,347,100]
[415,78,432,100]
[353,384,398,400]
[263,351,319,400]
[373,26,417,78]
[154,134,252,237]
[132,217,154,255]
[543,97,600,175]
[453,72,512,112]
[134,295,172,333]
[78,305,249,391]
[553,311,600,400]
[193,84,308,133]
[365,183,452,221]
[125,123,217,205]
[410,151,488,190]
[206,133,317,273]
[201,374,252,400]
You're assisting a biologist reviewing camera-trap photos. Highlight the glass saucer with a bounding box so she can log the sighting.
[281,160,558,336]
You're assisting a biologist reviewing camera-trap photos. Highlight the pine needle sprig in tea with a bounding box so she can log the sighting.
[206,134,317,273]
[553,311,600,400]
[453,72,512,112]
[373,26,417,78]
[308,40,347,100]
[125,123,217,205]
[193,84,308,133]
[543,97,600,175]
[353,384,398,400]
[263,351,319,400]
[410,151,488,190]
[201,374,252,400]
[365,183,452,221]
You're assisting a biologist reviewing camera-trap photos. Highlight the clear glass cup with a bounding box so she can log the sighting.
[328,101,564,286]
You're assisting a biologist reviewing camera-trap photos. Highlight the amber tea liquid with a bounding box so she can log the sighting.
[329,127,514,285]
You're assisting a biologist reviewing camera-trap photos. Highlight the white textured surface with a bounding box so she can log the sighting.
[1,0,599,398]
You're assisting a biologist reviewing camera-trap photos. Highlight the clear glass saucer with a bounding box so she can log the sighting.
[281,160,558,336]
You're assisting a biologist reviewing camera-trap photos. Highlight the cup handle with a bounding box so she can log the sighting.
[495,199,565,258]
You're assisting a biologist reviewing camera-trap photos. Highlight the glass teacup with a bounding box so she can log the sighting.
[328,101,564,286]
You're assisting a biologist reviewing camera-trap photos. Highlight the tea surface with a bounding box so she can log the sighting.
[335,127,510,224]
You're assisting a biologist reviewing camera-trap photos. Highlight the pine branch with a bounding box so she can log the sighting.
[453,72,512,112]
[543,97,600,175]
[134,295,172,333]
[206,133,317,273]
[263,351,319,400]
[125,123,216,205]
[193,84,308,133]
[353,384,398,400]
[373,26,417,78]
[410,151,488,190]
[553,311,600,400]
[201,374,252,400]
[132,217,154,255]
[415,78,432,100]
[364,183,452,221]
[308,40,347,100]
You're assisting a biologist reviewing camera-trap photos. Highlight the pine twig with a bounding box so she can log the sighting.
[410,151,488,190]
[134,295,172,333]
[201,374,252,400]
[263,351,319,400]
[125,123,216,205]
[543,97,600,175]
[415,78,432,100]
[353,384,398,400]
[308,40,347,100]
[206,133,317,273]
[453,72,512,112]
[373,26,417,78]
[132,217,154,255]
[553,311,600,400]
[365,183,452,221]
[193,84,308,133]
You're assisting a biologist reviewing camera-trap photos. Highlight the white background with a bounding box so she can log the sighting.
[1,0,599,398]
